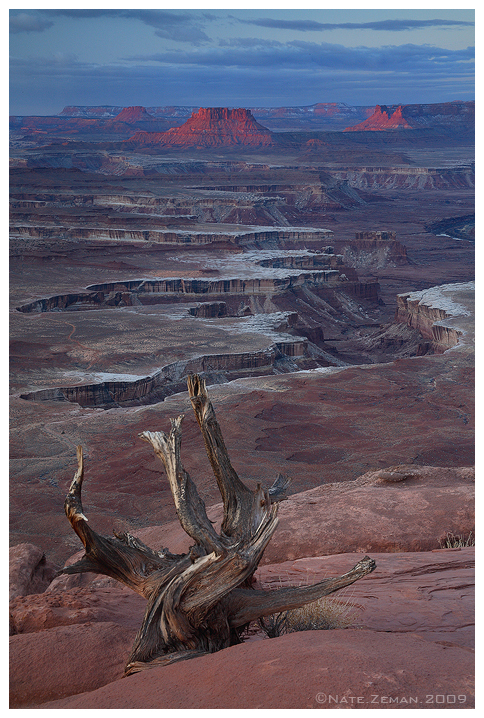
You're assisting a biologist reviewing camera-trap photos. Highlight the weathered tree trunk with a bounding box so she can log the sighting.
[60,374,376,674]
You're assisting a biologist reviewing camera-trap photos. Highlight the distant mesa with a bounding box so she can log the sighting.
[344,101,475,132]
[345,105,412,132]
[109,106,155,123]
[126,107,274,148]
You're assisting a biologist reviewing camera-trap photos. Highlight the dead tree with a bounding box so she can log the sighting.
[60,374,376,674]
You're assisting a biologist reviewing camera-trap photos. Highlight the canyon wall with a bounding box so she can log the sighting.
[20,341,321,408]
[329,166,474,190]
[395,283,474,353]
[10,225,333,248]
[16,269,346,314]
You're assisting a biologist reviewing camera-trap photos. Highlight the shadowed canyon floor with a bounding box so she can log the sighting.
[10,112,474,708]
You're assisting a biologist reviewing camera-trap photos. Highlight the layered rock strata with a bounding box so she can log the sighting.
[395,282,474,354]
[10,224,333,248]
[330,165,474,190]
[19,340,336,409]
[15,269,349,314]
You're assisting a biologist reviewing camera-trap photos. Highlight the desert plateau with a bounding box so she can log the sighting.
[9,7,475,711]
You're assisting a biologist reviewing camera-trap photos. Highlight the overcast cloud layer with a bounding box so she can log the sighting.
[9,8,475,115]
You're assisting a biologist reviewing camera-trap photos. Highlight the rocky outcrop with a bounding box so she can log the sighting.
[395,282,474,353]
[345,104,412,131]
[345,101,474,132]
[256,548,475,647]
[9,544,58,601]
[10,621,138,708]
[126,107,274,148]
[188,301,229,318]
[57,102,375,131]
[40,627,475,709]
[109,106,154,123]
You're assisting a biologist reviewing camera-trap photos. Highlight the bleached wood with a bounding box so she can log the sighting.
[60,374,376,673]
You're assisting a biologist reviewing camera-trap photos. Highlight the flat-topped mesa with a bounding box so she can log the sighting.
[126,107,274,147]
[110,106,155,123]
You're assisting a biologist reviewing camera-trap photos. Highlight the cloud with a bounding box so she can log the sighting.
[9,12,54,34]
[153,26,210,44]
[218,37,283,48]
[238,17,474,32]
[125,40,475,75]
[10,45,474,114]
[13,9,211,44]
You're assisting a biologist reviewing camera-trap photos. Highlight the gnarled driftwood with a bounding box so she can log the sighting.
[60,374,376,674]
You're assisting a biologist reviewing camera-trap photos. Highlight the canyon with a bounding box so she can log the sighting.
[9,100,474,708]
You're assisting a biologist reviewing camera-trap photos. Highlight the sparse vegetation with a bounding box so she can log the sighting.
[259,594,361,638]
[439,530,475,549]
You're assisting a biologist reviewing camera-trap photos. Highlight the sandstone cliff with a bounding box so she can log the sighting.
[345,105,412,132]
[395,282,474,353]
[126,107,274,148]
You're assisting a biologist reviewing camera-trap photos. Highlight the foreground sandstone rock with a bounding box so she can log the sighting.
[10,622,138,708]
[9,543,58,600]
[9,548,473,709]
[40,630,475,709]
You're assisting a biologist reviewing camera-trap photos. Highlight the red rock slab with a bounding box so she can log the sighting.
[9,584,146,635]
[9,543,59,600]
[40,629,474,709]
[261,464,474,563]
[256,548,475,649]
[9,621,137,708]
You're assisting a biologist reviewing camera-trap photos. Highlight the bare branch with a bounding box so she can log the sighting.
[228,556,377,627]
[187,374,265,540]
[268,473,291,502]
[61,446,183,596]
[139,418,225,554]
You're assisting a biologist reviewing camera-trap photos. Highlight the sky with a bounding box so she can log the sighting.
[9,3,475,115]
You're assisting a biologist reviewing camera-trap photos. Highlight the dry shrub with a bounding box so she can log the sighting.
[439,530,474,549]
[259,594,361,638]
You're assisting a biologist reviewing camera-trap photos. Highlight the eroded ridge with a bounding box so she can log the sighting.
[15,247,378,314]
